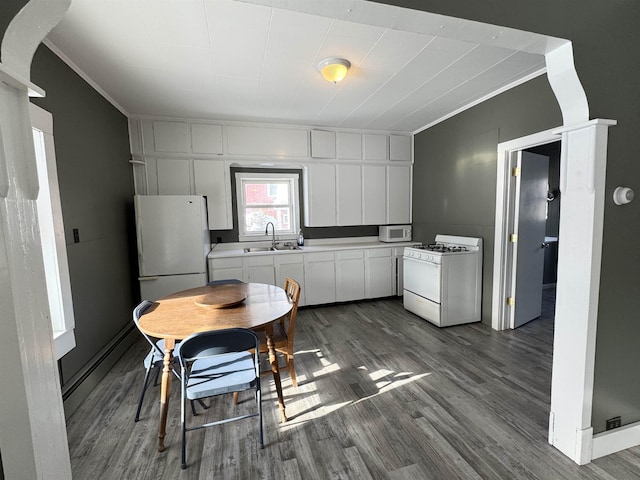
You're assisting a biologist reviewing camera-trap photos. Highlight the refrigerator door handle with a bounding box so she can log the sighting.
[139,276,160,281]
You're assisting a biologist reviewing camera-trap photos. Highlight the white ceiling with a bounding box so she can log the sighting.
[45,0,568,133]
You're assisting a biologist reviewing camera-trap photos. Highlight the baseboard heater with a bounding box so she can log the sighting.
[61,323,137,419]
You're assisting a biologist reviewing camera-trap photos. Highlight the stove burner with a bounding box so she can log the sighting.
[423,243,469,253]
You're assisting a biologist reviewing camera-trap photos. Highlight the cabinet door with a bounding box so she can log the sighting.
[194,159,232,230]
[275,255,306,306]
[156,158,191,195]
[387,165,412,224]
[304,252,336,305]
[362,164,386,225]
[227,126,308,157]
[191,124,223,154]
[305,164,336,227]
[365,249,394,298]
[389,135,411,161]
[311,130,336,158]
[244,256,275,285]
[336,132,362,159]
[363,134,388,161]
[152,121,190,153]
[336,250,365,301]
[336,164,362,226]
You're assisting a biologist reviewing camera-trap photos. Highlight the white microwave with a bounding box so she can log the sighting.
[379,225,412,243]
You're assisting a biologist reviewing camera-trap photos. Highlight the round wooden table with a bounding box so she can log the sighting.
[138,282,293,452]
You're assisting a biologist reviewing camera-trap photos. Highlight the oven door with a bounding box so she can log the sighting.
[403,256,441,303]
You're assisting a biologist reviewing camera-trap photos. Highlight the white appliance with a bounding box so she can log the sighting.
[135,195,210,301]
[379,225,412,243]
[403,235,482,327]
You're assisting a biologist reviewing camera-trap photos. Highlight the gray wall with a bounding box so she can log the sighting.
[30,45,137,388]
[378,0,640,434]
[412,75,561,326]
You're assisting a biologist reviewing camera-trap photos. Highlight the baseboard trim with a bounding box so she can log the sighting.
[592,421,640,460]
[62,324,137,419]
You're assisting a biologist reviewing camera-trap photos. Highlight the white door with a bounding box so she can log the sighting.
[513,151,549,328]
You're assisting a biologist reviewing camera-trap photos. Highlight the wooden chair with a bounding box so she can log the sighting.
[258,277,301,387]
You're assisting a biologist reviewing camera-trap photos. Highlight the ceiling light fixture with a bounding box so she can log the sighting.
[318,57,351,84]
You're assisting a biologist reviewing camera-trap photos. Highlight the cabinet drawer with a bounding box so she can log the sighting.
[244,256,274,267]
[274,253,304,265]
[336,249,364,260]
[366,248,392,258]
[305,251,335,263]
[211,257,243,269]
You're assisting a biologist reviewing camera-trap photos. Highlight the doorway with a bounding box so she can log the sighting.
[513,141,561,328]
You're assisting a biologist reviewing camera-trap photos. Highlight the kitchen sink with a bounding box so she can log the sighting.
[243,247,273,253]
[243,245,302,253]
[273,244,302,251]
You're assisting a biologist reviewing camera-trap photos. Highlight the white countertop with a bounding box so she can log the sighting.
[208,237,419,258]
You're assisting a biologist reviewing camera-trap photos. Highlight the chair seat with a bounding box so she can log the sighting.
[186,352,256,400]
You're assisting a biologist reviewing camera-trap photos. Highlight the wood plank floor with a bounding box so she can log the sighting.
[66,295,640,479]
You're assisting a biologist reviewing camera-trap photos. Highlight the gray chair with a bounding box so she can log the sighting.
[132,300,181,422]
[176,328,263,469]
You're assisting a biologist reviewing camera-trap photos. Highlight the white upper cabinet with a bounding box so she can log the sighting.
[336,164,362,226]
[363,133,388,161]
[362,164,386,225]
[152,121,190,153]
[131,118,413,230]
[191,124,223,154]
[304,163,336,227]
[156,158,191,195]
[193,159,232,230]
[310,130,336,158]
[389,135,411,162]
[336,132,362,159]
[226,125,308,157]
[387,165,412,224]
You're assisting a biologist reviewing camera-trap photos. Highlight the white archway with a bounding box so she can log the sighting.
[0,0,72,478]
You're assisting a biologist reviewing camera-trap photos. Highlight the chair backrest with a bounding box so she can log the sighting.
[133,300,164,357]
[283,278,301,345]
[206,279,244,286]
[176,328,259,366]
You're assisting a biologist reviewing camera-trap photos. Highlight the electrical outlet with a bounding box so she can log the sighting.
[73,228,80,244]
[606,416,621,430]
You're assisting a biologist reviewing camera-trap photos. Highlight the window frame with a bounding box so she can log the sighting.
[235,171,300,242]
[30,103,76,360]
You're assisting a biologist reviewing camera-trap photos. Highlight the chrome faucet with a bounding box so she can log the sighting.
[265,222,276,249]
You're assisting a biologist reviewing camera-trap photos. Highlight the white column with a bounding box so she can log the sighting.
[549,119,615,465]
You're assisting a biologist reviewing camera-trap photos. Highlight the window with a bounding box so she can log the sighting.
[235,171,300,242]
[31,104,76,360]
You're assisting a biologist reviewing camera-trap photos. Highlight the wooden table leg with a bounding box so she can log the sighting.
[157,338,175,452]
[265,325,287,422]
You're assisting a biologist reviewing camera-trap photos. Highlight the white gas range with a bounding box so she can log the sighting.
[403,235,482,327]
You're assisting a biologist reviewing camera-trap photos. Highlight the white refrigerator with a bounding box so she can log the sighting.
[135,195,210,301]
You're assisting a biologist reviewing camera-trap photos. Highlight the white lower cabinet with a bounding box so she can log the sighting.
[274,254,306,306]
[209,257,244,282]
[244,255,276,285]
[210,245,403,306]
[335,250,365,302]
[304,251,336,305]
[365,248,394,298]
